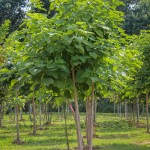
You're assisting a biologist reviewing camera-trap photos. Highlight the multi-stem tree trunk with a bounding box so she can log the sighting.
[146,92,149,133]
[71,68,83,150]
[32,97,36,135]
[0,104,2,127]
[86,84,94,150]
[16,104,20,141]
[136,97,140,127]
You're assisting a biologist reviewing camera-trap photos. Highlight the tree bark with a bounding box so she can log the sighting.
[29,103,32,121]
[114,102,116,114]
[32,97,36,135]
[16,104,20,141]
[124,101,128,119]
[0,104,2,127]
[39,102,42,129]
[20,108,23,120]
[136,97,140,127]
[86,84,94,150]
[86,96,90,147]
[93,97,97,124]
[120,102,122,118]
[71,68,83,150]
[63,105,70,150]
[146,92,149,133]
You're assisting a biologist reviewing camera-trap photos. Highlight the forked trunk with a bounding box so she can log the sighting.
[146,92,149,133]
[71,68,83,150]
[32,97,36,135]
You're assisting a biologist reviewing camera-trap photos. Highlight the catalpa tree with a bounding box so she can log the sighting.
[6,0,125,149]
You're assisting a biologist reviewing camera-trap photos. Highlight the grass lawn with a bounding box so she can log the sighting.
[0,113,150,150]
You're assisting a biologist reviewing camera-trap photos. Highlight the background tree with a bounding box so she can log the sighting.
[120,0,150,34]
[0,0,26,33]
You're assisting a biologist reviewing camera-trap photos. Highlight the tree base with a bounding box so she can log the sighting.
[12,140,25,145]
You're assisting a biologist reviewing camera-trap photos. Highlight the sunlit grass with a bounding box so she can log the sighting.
[0,113,149,150]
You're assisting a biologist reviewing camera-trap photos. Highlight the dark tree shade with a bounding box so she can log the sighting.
[0,0,26,33]
[119,0,150,34]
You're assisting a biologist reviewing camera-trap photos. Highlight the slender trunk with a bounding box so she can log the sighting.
[29,103,32,121]
[86,96,90,146]
[114,102,116,114]
[120,102,122,118]
[16,104,20,141]
[86,84,94,150]
[117,103,119,116]
[93,98,97,124]
[0,104,2,127]
[20,108,23,120]
[45,103,48,122]
[63,105,70,150]
[124,101,128,119]
[32,97,36,134]
[14,107,16,122]
[71,68,83,150]
[142,103,145,116]
[136,97,140,127]
[132,104,135,123]
[146,92,149,133]
[39,102,42,129]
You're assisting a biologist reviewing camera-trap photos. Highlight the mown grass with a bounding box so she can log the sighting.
[0,113,150,150]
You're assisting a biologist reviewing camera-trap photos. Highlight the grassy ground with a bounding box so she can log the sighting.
[0,113,150,150]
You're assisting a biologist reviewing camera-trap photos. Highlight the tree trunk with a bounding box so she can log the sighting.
[32,97,36,135]
[63,105,70,150]
[29,103,32,121]
[20,108,23,120]
[117,103,119,116]
[0,104,2,127]
[14,107,16,122]
[16,104,20,141]
[114,102,116,114]
[39,102,42,129]
[93,97,97,124]
[124,101,128,119]
[146,92,149,133]
[132,104,135,123]
[71,68,83,150]
[86,96,90,147]
[120,102,122,118]
[136,97,140,127]
[86,84,94,150]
